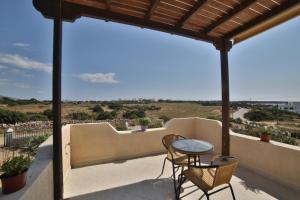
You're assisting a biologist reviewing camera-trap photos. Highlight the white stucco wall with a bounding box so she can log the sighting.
[68,118,300,191]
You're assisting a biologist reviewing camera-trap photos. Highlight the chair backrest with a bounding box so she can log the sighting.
[162,134,185,150]
[213,158,238,187]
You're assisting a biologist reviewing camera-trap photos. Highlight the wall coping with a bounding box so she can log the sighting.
[230,131,300,151]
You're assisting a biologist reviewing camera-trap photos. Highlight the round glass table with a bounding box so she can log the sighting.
[172,139,214,166]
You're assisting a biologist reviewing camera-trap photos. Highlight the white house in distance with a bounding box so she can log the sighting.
[278,102,300,114]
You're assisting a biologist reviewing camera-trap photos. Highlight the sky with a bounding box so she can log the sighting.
[0,1,299,101]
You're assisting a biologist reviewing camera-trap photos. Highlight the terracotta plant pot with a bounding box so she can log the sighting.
[1,170,27,194]
[260,134,271,142]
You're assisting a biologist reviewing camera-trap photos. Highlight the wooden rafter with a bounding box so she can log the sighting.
[59,2,218,43]
[146,0,160,19]
[33,0,300,45]
[176,0,207,28]
[224,1,300,39]
[202,0,256,34]
[105,0,111,11]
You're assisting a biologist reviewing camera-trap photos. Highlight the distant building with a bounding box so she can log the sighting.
[278,102,300,114]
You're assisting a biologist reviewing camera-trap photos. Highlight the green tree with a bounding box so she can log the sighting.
[92,105,104,113]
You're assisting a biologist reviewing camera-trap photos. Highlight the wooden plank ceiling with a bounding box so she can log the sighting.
[33,0,300,44]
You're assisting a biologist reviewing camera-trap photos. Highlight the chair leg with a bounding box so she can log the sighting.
[205,193,210,200]
[172,162,178,199]
[176,172,185,200]
[177,166,184,183]
[156,157,167,179]
[229,183,236,200]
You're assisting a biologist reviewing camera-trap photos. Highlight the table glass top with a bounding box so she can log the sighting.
[172,139,214,155]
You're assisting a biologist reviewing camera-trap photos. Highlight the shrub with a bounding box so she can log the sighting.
[123,109,145,119]
[0,155,32,178]
[244,110,270,121]
[24,135,50,156]
[92,105,104,113]
[115,121,128,131]
[260,128,272,136]
[110,110,118,118]
[244,107,298,122]
[139,117,151,126]
[67,112,91,120]
[0,109,28,124]
[43,109,53,120]
[26,113,48,121]
[230,118,242,124]
[107,102,122,110]
[96,111,113,120]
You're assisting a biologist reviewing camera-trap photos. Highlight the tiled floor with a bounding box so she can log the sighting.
[64,154,299,200]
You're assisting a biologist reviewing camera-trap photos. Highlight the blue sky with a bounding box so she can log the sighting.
[0,1,299,101]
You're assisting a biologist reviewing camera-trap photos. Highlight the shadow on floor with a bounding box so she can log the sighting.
[234,166,299,200]
[68,178,175,200]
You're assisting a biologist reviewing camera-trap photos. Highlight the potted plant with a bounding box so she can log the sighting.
[0,154,31,194]
[139,117,151,131]
[260,128,271,142]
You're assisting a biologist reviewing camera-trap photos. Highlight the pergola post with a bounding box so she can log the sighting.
[52,0,63,199]
[214,40,232,156]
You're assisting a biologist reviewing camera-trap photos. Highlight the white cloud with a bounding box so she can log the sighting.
[13,43,30,48]
[0,65,7,69]
[0,53,51,73]
[78,73,120,84]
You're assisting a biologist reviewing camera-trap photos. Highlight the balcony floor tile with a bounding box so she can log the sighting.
[64,155,299,200]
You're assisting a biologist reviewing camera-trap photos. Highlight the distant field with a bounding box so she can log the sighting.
[0,103,51,113]
[0,102,221,120]
[146,103,221,119]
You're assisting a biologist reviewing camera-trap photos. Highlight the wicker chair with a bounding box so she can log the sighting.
[158,134,197,197]
[178,156,238,200]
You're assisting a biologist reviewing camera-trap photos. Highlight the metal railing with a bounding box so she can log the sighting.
[4,128,52,147]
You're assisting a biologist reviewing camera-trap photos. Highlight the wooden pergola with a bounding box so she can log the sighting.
[32,0,300,199]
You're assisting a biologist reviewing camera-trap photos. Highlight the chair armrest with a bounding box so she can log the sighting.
[219,156,236,161]
[187,164,219,169]
[211,155,238,167]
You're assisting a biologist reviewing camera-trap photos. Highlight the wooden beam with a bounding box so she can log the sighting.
[176,0,207,28]
[52,0,63,200]
[232,3,300,44]
[146,0,160,19]
[202,0,256,34]
[214,40,232,156]
[224,1,300,40]
[33,0,218,43]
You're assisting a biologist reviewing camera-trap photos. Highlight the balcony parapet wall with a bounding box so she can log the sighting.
[63,117,300,191]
